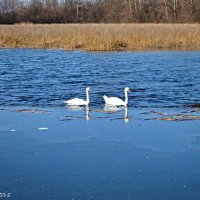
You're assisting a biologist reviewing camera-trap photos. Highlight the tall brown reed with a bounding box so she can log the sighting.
[0,24,200,51]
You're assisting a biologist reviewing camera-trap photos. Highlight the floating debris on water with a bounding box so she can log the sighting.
[94,110,120,114]
[12,109,50,114]
[150,111,168,116]
[139,111,152,115]
[140,110,167,116]
[60,116,84,121]
[145,113,200,121]
[158,115,200,121]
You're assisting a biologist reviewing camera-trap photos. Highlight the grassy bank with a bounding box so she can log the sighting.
[0,24,200,51]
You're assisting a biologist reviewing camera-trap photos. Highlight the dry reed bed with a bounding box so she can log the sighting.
[0,24,200,51]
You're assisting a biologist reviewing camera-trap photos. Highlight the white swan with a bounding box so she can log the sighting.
[103,87,131,106]
[63,87,90,106]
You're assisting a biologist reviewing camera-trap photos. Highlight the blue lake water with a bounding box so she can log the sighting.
[0,49,200,200]
[0,49,200,108]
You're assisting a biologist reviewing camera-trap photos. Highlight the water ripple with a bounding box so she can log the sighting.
[0,49,200,108]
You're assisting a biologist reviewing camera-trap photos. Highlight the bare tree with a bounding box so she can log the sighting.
[163,0,169,22]
[0,0,200,24]
[76,0,80,18]
[128,0,133,22]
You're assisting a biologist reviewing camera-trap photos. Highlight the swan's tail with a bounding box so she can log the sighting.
[63,100,69,104]
[103,95,109,104]
[103,95,108,100]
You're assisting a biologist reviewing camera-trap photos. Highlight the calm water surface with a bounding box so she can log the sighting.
[0,49,200,200]
[0,49,200,108]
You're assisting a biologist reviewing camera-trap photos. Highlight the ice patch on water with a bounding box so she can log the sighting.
[38,127,48,130]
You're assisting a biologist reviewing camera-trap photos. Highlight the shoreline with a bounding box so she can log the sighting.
[1,46,200,52]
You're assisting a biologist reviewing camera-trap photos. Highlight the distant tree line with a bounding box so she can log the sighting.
[0,0,200,24]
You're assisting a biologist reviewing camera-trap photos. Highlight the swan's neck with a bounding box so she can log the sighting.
[125,90,128,105]
[86,90,90,104]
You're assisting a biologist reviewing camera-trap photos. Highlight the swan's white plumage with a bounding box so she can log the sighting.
[103,87,130,106]
[63,98,87,105]
[103,96,126,106]
[64,87,90,106]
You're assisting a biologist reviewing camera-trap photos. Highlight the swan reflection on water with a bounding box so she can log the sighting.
[124,106,129,122]
[104,105,130,122]
[85,106,90,120]
[64,105,91,121]
[65,105,129,122]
